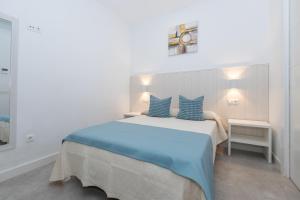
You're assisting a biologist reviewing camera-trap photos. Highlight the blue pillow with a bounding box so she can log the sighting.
[177,95,204,121]
[148,95,172,118]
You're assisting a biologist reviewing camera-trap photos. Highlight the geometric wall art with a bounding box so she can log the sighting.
[168,21,198,56]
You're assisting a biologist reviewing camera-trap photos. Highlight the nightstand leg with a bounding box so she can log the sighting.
[268,128,272,163]
[228,141,231,156]
[268,148,272,163]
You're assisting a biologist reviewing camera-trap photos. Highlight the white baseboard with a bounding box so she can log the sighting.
[0,152,58,183]
[273,153,281,166]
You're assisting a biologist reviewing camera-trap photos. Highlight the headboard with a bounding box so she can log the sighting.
[130,64,269,124]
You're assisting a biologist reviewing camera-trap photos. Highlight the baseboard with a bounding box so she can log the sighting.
[0,152,58,183]
[273,153,281,166]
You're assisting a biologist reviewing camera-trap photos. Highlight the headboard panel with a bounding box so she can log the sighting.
[130,64,269,123]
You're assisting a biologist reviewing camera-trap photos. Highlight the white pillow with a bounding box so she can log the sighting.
[143,109,215,119]
[170,108,179,117]
[142,109,179,116]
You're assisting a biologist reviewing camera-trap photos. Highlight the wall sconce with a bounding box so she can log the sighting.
[143,85,149,93]
[141,85,150,103]
[227,79,241,105]
[141,92,150,103]
[227,88,240,105]
[140,75,152,103]
[223,67,246,105]
[228,79,238,89]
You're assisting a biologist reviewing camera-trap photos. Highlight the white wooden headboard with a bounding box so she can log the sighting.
[130,64,269,123]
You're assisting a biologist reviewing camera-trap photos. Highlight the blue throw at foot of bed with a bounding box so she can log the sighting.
[64,121,214,200]
[0,115,10,123]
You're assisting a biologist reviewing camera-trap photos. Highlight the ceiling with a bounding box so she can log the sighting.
[98,0,198,25]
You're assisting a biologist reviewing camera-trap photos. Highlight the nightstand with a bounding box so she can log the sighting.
[228,119,272,163]
[124,112,141,118]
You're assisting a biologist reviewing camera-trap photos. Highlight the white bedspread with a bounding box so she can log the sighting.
[50,114,227,200]
[0,121,10,143]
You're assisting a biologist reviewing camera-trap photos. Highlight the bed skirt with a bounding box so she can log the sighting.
[50,141,206,200]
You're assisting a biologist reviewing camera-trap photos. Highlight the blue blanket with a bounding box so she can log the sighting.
[64,121,214,200]
[0,115,10,123]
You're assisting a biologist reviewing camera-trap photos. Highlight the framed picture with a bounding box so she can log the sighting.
[168,21,198,56]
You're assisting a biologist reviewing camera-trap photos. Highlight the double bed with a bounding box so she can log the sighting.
[0,115,10,143]
[50,114,227,200]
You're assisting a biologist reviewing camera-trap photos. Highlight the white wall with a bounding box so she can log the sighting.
[130,0,285,163]
[268,0,286,167]
[290,0,300,184]
[131,0,270,74]
[0,0,131,173]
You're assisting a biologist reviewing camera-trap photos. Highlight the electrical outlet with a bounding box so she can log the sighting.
[26,134,34,143]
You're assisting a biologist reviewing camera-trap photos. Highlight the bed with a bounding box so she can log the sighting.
[0,115,10,143]
[50,113,227,200]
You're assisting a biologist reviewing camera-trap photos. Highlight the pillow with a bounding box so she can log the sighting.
[177,95,204,121]
[170,108,179,117]
[143,108,178,117]
[148,95,172,118]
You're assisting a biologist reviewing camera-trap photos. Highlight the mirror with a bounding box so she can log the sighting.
[0,13,17,151]
[0,18,11,146]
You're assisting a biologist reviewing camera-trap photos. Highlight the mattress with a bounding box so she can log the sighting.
[50,115,227,200]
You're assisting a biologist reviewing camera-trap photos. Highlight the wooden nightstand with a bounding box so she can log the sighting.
[124,112,141,118]
[228,119,272,163]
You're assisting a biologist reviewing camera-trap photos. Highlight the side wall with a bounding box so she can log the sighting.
[0,0,131,176]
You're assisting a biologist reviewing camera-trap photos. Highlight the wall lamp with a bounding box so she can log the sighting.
[223,67,246,106]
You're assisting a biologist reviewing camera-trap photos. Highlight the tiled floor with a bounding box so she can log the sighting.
[0,150,299,200]
[215,150,300,200]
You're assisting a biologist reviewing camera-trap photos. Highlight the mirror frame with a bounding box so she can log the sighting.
[0,12,18,152]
